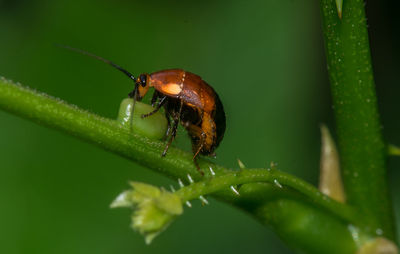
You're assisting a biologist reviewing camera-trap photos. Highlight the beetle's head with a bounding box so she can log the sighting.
[129,73,150,100]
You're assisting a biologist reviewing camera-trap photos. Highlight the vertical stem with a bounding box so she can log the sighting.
[320,0,395,239]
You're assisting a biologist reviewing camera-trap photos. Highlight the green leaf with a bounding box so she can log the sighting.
[111,182,183,244]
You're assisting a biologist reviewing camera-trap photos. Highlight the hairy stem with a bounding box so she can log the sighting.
[0,77,354,218]
[320,0,395,239]
[176,169,357,223]
[0,77,369,253]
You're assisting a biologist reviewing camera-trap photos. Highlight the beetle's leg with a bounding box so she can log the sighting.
[163,110,172,141]
[141,96,167,118]
[192,142,205,176]
[186,124,206,158]
[192,131,206,175]
[162,115,179,157]
[193,158,204,176]
[185,124,206,175]
[150,91,160,107]
[192,132,206,160]
[162,100,183,156]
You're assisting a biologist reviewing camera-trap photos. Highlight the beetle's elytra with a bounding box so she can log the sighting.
[61,46,226,174]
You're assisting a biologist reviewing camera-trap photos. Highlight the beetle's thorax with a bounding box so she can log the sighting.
[149,69,217,113]
[149,69,185,97]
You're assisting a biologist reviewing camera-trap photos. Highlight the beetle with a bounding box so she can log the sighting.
[60,46,226,173]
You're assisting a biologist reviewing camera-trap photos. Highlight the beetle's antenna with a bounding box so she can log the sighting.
[56,44,136,82]
[57,44,139,132]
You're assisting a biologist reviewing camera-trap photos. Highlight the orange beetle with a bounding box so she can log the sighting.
[61,46,226,173]
[134,70,226,161]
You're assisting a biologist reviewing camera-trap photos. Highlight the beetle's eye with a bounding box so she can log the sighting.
[140,74,147,87]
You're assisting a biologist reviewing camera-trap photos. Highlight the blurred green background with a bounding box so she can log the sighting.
[0,0,398,253]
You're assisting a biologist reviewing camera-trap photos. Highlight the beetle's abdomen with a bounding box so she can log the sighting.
[212,92,226,149]
[199,112,218,154]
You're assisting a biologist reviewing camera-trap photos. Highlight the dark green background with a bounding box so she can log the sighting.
[0,0,398,253]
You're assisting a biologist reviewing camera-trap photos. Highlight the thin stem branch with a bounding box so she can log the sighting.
[176,169,357,223]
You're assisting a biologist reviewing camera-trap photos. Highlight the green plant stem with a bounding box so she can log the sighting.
[176,169,357,223]
[175,168,370,253]
[320,0,395,239]
[0,77,354,217]
[0,77,205,179]
[0,77,368,253]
